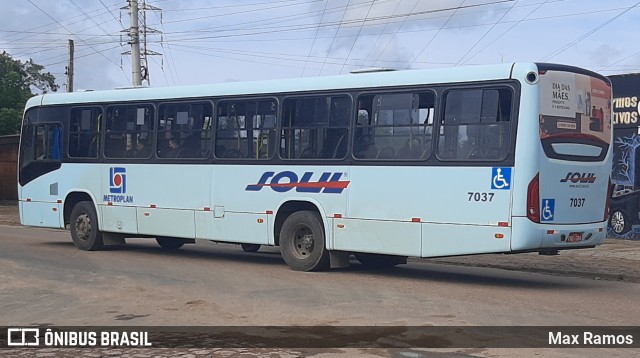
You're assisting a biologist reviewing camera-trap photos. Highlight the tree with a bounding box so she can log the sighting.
[0,51,58,135]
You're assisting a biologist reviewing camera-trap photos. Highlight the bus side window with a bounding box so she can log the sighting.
[69,107,100,158]
[157,101,213,159]
[215,99,276,160]
[105,104,154,159]
[438,88,511,161]
[354,92,434,160]
[22,124,62,163]
[354,106,376,159]
[280,96,350,160]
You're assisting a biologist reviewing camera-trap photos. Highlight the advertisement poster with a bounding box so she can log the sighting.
[539,71,611,144]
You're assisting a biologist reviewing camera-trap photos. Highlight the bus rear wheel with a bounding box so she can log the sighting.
[70,201,104,251]
[156,237,185,250]
[355,253,407,268]
[280,211,329,271]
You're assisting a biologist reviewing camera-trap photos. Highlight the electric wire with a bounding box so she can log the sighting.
[339,0,376,74]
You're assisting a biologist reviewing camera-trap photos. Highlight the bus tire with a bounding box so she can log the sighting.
[609,209,630,235]
[280,210,329,271]
[156,237,185,250]
[355,253,407,268]
[241,243,261,253]
[70,201,104,251]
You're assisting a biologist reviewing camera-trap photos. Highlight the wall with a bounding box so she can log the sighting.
[608,73,640,240]
[0,135,19,201]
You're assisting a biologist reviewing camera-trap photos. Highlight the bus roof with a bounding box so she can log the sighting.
[28,62,535,109]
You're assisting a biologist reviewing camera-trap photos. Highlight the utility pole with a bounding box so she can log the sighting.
[129,0,142,86]
[128,0,142,86]
[139,0,162,86]
[66,39,74,92]
[121,0,162,87]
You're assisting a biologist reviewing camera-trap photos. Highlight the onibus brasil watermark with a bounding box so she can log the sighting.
[7,328,151,347]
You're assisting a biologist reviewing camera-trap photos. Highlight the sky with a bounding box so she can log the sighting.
[1,0,639,92]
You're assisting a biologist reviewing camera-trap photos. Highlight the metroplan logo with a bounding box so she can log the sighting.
[104,167,134,204]
[246,171,350,193]
[110,167,127,193]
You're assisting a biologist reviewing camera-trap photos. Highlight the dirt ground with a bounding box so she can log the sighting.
[2,203,639,357]
[1,203,638,283]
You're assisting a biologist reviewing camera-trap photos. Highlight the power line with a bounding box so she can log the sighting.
[541,1,640,62]
[362,0,404,68]
[160,0,324,25]
[319,0,352,74]
[0,0,123,41]
[407,0,470,69]
[25,0,128,81]
[160,0,315,12]
[339,0,375,74]
[42,44,124,67]
[455,0,519,65]
[301,0,329,77]
[163,0,514,43]
[161,0,394,37]
[154,11,179,85]
[169,42,455,67]
[600,51,640,72]
[460,0,551,64]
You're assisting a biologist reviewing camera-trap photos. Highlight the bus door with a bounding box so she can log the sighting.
[204,99,278,244]
[18,118,64,228]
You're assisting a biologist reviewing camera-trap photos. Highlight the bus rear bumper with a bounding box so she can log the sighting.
[511,217,607,252]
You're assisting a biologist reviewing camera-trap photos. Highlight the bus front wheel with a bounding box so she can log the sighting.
[70,201,104,251]
[241,243,261,253]
[280,211,329,271]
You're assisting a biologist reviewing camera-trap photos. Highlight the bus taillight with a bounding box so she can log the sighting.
[527,173,540,223]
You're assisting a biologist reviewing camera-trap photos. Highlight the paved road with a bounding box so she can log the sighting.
[1,224,639,357]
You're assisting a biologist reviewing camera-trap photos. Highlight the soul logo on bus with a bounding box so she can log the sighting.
[246,171,350,193]
[560,172,596,184]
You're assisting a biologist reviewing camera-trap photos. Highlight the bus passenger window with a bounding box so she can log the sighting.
[215,100,276,160]
[20,123,62,167]
[104,104,154,159]
[280,96,350,160]
[69,108,100,158]
[157,101,213,159]
[353,91,434,160]
[438,88,512,161]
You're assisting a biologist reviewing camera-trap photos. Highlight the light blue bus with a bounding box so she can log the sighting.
[18,63,613,271]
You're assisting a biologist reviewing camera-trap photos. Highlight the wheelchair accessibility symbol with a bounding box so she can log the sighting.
[491,167,512,190]
[541,199,555,222]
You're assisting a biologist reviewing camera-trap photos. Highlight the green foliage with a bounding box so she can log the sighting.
[0,108,21,135]
[0,51,58,135]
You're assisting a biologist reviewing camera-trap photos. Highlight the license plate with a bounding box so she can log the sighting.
[567,232,583,243]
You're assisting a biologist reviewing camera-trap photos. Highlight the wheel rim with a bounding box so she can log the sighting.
[74,213,91,241]
[291,225,314,259]
[611,211,625,234]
